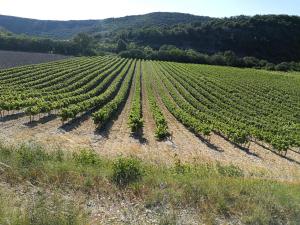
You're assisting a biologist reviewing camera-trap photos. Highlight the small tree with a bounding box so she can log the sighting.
[224,51,240,66]
[243,56,260,68]
[116,39,127,53]
[73,33,95,55]
[265,63,275,71]
[275,62,290,72]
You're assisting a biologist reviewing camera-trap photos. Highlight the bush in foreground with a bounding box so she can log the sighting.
[73,149,101,166]
[111,157,143,187]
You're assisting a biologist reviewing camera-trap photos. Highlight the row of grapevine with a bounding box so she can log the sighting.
[0,57,115,101]
[128,60,143,133]
[59,59,134,122]
[0,56,299,154]
[150,62,213,138]
[172,62,300,150]
[0,57,83,82]
[153,60,300,153]
[143,61,169,140]
[0,57,125,115]
[92,60,136,126]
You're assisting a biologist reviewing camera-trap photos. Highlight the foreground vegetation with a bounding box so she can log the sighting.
[0,142,299,224]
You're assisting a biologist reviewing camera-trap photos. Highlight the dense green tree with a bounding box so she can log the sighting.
[265,63,276,71]
[243,57,260,68]
[73,33,95,55]
[119,49,145,59]
[275,62,290,71]
[116,39,127,53]
[114,15,300,63]
[223,51,240,66]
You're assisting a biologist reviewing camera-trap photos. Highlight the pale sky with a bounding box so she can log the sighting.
[0,0,299,20]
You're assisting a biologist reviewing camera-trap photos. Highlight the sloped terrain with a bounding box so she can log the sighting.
[0,56,300,181]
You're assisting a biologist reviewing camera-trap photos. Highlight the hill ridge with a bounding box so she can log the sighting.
[0,12,210,39]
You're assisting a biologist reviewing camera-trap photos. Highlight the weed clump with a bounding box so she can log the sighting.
[0,190,86,225]
[16,144,49,167]
[112,157,143,187]
[73,149,101,166]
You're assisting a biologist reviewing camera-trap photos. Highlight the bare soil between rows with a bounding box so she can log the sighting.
[0,84,300,182]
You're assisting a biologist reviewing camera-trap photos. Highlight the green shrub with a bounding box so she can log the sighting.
[265,62,275,71]
[16,144,49,167]
[112,157,143,186]
[275,62,290,72]
[73,149,101,166]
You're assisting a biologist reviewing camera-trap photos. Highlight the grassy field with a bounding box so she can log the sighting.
[0,142,300,224]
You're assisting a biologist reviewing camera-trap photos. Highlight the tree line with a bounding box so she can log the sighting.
[0,32,97,56]
[112,15,300,63]
[118,43,300,72]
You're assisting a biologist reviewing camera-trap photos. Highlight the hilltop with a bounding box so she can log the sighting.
[0,12,210,39]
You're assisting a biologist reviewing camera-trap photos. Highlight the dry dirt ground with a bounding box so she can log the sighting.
[0,50,70,69]
[3,180,244,225]
[0,78,300,182]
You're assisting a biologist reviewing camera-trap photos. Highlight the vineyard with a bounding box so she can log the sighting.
[0,56,300,170]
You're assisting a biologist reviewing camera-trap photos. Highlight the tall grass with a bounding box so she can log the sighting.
[0,142,299,224]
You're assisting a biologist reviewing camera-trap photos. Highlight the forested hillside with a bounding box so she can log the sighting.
[0,13,208,39]
[1,13,300,67]
[112,15,300,63]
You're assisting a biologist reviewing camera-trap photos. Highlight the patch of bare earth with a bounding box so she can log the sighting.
[0,181,206,225]
[0,50,70,69]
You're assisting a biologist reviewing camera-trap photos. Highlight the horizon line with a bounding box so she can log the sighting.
[0,11,298,22]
